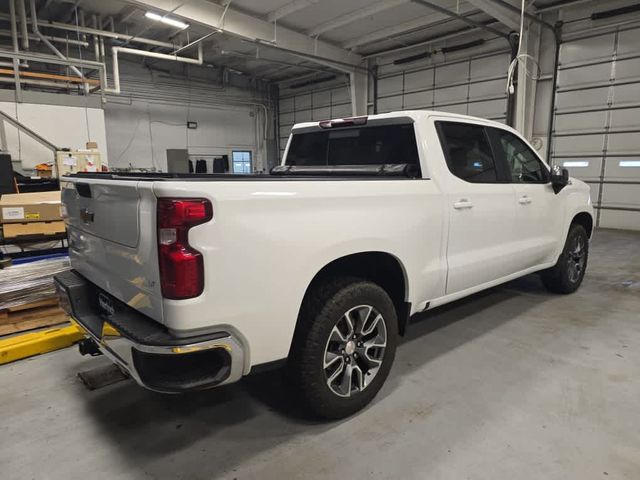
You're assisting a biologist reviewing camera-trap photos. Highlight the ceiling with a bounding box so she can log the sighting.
[1,0,602,83]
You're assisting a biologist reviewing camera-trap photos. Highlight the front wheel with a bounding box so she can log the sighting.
[541,224,589,294]
[288,278,398,419]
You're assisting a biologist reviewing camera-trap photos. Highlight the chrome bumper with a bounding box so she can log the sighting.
[54,270,245,393]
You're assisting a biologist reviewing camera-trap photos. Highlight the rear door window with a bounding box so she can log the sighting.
[436,121,502,183]
[286,124,420,168]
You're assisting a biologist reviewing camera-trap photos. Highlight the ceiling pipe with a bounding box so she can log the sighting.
[106,43,204,95]
[28,0,85,81]
[16,0,29,50]
[91,14,100,60]
[0,13,176,49]
[8,0,22,99]
[8,1,19,54]
[0,30,89,47]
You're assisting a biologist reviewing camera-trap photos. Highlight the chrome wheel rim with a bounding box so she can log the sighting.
[567,234,587,283]
[323,305,387,398]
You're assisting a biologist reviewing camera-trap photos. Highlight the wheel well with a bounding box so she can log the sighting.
[571,212,593,238]
[301,252,410,335]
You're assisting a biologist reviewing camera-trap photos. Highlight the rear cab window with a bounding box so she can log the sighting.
[285,120,421,176]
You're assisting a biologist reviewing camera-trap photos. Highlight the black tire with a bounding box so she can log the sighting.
[288,277,398,419]
[541,224,589,294]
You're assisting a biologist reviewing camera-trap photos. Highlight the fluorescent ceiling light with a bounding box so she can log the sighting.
[145,11,189,30]
[563,161,589,167]
[619,160,640,167]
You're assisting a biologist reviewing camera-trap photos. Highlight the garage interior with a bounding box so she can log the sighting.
[0,0,639,478]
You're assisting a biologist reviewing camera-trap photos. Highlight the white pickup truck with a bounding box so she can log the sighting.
[55,110,593,418]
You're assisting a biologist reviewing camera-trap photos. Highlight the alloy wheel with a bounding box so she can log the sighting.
[567,234,586,283]
[323,305,387,398]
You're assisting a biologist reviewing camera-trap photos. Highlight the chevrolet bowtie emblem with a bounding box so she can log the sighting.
[80,208,94,224]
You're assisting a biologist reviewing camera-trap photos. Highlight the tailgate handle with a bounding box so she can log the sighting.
[76,183,92,198]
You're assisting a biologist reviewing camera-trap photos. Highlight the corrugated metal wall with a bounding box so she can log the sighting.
[552,25,640,230]
[375,47,511,122]
[278,79,352,157]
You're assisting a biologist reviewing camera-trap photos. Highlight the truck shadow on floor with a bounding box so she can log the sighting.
[81,273,552,477]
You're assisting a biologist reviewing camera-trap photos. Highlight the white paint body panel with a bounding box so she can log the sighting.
[63,110,593,370]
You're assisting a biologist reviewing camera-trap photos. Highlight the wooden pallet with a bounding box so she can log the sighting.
[0,299,70,336]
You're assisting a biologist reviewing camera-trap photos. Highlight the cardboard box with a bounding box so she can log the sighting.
[0,191,62,224]
[2,221,66,238]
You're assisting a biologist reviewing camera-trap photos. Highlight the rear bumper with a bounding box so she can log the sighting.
[54,270,245,393]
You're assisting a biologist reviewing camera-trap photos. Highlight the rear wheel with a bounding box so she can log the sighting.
[541,224,589,294]
[288,278,398,419]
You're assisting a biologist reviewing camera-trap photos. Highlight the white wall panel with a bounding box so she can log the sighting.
[404,90,432,108]
[555,88,609,110]
[554,134,605,155]
[378,75,403,95]
[555,111,607,134]
[470,53,510,79]
[560,33,615,63]
[0,99,107,171]
[404,69,433,90]
[433,85,468,105]
[601,183,640,209]
[377,95,403,112]
[435,62,468,86]
[615,58,640,80]
[467,99,506,120]
[598,210,640,231]
[605,157,640,180]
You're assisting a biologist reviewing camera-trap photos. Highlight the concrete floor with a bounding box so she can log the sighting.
[1,229,639,480]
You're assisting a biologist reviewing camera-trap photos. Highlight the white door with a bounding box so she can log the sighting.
[489,127,564,270]
[436,121,517,294]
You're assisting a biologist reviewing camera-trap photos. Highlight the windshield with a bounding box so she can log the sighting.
[286,124,420,168]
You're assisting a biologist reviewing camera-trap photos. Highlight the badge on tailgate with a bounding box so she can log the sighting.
[98,292,115,316]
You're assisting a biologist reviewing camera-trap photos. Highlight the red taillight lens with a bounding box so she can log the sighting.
[157,198,213,300]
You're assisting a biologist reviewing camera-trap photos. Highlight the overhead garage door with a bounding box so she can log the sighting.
[278,80,352,158]
[375,47,511,123]
[551,26,640,231]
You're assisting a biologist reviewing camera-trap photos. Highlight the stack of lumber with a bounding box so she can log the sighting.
[0,300,69,336]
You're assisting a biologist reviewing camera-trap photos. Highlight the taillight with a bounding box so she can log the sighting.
[157,198,213,300]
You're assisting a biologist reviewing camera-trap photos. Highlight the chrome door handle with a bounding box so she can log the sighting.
[453,199,474,210]
[518,195,532,205]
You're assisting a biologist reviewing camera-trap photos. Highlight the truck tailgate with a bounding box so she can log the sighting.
[61,178,163,323]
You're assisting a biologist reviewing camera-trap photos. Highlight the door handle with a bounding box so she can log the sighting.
[453,199,474,210]
[518,195,532,205]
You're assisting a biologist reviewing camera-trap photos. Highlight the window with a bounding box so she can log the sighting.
[492,129,549,183]
[437,121,499,183]
[286,124,420,168]
[232,150,252,174]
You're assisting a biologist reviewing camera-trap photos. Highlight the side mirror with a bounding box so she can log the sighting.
[551,165,570,194]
